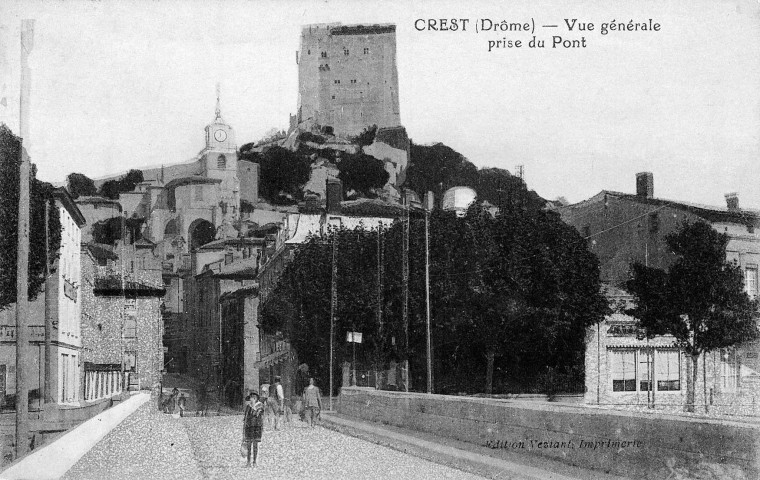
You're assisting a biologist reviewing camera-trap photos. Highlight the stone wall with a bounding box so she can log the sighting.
[337,387,760,479]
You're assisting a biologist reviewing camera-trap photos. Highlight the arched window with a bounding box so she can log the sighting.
[217,154,227,170]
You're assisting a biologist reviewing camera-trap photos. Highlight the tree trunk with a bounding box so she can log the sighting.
[485,351,495,395]
[686,354,698,413]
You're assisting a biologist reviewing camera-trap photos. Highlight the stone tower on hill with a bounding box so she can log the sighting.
[297,23,401,137]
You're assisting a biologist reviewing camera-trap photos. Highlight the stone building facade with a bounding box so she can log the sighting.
[297,23,401,136]
[89,243,165,394]
[564,174,760,416]
[0,188,85,406]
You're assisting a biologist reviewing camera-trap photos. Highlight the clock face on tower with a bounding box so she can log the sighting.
[214,129,227,142]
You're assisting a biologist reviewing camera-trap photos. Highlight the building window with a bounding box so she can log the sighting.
[649,213,660,234]
[639,350,653,392]
[745,265,758,299]
[350,79,357,84]
[124,318,137,339]
[321,51,327,58]
[307,49,311,55]
[194,186,204,201]
[334,79,340,84]
[217,154,227,170]
[721,347,740,392]
[656,350,681,391]
[364,47,369,54]
[611,350,636,392]
[60,353,69,402]
[343,48,349,56]
[331,95,335,100]
[125,351,137,373]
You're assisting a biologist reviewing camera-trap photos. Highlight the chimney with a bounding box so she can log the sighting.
[725,192,739,211]
[326,178,342,214]
[636,172,654,198]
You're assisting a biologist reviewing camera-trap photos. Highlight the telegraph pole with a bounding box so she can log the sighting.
[375,224,383,389]
[425,203,432,394]
[401,194,410,392]
[15,19,34,459]
[44,200,53,404]
[329,232,338,410]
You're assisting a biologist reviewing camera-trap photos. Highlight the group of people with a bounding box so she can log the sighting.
[161,387,187,416]
[240,375,323,468]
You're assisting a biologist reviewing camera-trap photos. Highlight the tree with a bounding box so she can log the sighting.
[405,142,479,198]
[452,203,608,394]
[627,220,759,412]
[97,169,144,199]
[260,195,608,395]
[0,125,62,310]
[66,172,97,199]
[353,124,378,147]
[239,146,311,204]
[337,152,389,197]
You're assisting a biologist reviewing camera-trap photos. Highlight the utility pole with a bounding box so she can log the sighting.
[375,224,383,389]
[329,232,337,410]
[44,200,53,404]
[425,202,432,394]
[401,194,410,392]
[15,18,34,459]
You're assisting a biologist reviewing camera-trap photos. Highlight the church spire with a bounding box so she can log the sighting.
[214,82,222,121]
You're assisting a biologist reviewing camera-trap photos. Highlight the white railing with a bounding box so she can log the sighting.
[84,371,124,401]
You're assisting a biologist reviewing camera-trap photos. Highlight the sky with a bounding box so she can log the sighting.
[1,0,758,208]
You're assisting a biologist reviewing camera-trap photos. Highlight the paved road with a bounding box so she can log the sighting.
[63,402,485,480]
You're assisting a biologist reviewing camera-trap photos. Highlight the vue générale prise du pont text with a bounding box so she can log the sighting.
[413,18,662,51]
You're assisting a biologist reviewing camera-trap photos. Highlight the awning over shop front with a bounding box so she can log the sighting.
[255,348,291,369]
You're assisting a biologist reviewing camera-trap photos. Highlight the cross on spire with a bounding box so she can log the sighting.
[214,82,222,121]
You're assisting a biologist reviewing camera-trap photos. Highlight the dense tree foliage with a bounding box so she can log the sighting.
[66,172,97,199]
[238,146,311,205]
[0,126,62,309]
[352,124,378,147]
[98,169,144,199]
[260,198,608,395]
[405,142,545,211]
[337,153,389,198]
[91,216,145,245]
[405,142,478,197]
[627,221,759,412]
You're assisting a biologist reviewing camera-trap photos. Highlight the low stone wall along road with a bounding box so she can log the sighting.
[62,403,485,480]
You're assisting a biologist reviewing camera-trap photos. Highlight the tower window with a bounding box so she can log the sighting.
[217,154,227,170]
[649,213,659,234]
[307,49,311,55]
[364,47,369,54]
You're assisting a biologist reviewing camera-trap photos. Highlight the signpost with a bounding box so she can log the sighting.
[347,331,362,386]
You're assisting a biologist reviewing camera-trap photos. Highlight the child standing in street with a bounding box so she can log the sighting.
[242,393,264,467]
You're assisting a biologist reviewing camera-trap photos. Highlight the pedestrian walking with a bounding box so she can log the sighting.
[302,377,322,428]
[197,382,208,417]
[178,393,186,417]
[259,382,271,426]
[241,393,264,468]
[270,376,285,430]
[171,387,179,414]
